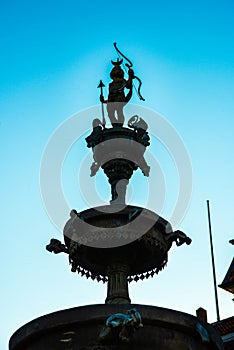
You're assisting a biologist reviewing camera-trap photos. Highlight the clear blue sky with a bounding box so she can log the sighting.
[1,1,234,349]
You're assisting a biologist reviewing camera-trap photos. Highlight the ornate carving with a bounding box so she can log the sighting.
[86,119,104,149]
[69,239,81,272]
[128,115,150,147]
[102,159,137,203]
[99,308,143,344]
[165,230,192,247]
[46,239,68,254]
[86,120,150,181]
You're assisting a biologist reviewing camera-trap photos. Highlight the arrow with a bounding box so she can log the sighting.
[97,80,106,127]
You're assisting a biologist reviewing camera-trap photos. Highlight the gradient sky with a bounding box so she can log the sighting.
[1,1,234,349]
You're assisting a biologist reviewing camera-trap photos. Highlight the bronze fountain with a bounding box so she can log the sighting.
[9,43,224,350]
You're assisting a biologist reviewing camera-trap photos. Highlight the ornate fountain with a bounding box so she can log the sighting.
[9,43,224,350]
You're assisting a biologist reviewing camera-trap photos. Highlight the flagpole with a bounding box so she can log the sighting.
[206,200,220,321]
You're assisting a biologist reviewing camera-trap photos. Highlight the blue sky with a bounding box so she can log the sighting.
[1,1,234,349]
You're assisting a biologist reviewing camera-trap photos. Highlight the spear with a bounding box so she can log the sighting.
[97,80,106,127]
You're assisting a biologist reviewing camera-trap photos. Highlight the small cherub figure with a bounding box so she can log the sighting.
[100,58,134,127]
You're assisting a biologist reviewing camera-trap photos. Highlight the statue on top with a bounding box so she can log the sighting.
[100,59,134,127]
[99,42,145,128]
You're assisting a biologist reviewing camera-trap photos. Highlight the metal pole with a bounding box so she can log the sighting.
[206,200,220,321]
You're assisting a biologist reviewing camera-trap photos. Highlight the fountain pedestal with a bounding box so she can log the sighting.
[9,304,224,350]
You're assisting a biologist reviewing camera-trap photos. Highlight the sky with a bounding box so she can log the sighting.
[1,0,234,349]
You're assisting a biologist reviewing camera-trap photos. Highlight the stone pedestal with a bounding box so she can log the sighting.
[9,304,224,350]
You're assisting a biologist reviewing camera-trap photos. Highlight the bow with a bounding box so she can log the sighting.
[113,42,145,101]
